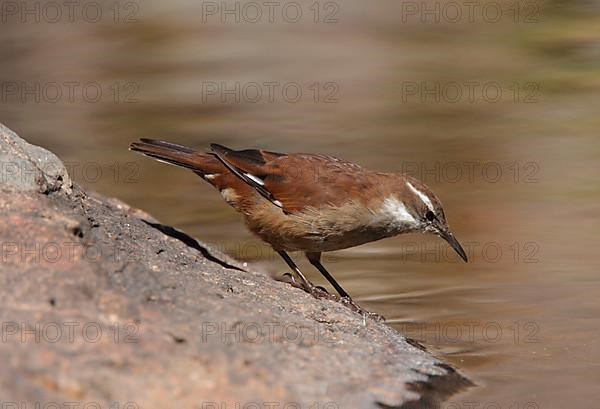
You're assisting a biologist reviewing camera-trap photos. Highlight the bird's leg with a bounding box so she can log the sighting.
[305,252,350,298]
[306,252,385,322]
[276,251,329,298]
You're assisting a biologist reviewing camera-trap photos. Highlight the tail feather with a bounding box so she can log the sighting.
[139,138,197,154]
[130,139,260,213]
[129,139,220,174]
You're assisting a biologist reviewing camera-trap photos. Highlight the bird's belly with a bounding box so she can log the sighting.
[302,227,393,252]
[245,201,395,252]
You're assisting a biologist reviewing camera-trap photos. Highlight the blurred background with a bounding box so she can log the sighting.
[1,0,599,405]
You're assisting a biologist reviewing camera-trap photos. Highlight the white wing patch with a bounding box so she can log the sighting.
[244,173,265,186]
[406,180,434,211]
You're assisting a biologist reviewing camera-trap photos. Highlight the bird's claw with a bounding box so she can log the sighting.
[282,272,300,287]
[282,273,326,297]
[340,296,385,322]
[304,283,330,299]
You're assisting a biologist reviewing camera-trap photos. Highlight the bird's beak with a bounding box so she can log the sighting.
[437,228,468,262]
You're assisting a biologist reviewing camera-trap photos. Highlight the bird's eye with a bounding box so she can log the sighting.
[425,210,436,221]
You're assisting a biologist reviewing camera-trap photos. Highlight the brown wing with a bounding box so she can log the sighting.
[210,144,286,209]
[210,144,379,213]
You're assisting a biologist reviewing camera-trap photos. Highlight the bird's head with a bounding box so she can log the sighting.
[382,175,468,262]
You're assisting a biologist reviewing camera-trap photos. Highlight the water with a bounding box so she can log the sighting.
[1,0,599,406]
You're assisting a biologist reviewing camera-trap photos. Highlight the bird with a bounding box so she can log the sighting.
[130,139,468,318]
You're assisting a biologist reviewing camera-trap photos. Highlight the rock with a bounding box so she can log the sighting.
[0,123,72,194]
[0,123,471,409]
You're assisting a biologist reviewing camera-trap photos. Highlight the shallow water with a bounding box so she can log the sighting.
[2,0,600,406]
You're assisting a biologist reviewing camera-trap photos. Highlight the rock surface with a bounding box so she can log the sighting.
[0,123,471,408]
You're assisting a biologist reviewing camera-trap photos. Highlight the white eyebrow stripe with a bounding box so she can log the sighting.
[406,180,434,210]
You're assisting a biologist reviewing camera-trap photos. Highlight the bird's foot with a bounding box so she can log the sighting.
[281,273,383,322]
[282,273,331,299]
[300,281,331,300]
[340,296,385,322]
